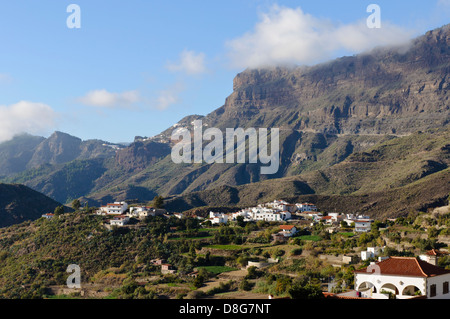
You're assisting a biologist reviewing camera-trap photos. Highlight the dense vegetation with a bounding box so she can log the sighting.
[0,202,448,299]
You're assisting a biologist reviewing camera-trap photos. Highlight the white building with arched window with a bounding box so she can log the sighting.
[354,257,450,299]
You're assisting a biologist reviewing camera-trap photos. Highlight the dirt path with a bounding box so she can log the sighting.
[197,269,248,293]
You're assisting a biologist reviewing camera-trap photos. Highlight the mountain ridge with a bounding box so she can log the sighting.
[0,25,449,219]
[0,183,64,228]
[0,131,125,178]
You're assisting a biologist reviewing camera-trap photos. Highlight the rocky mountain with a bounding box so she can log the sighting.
[0,183,63,228]
[1,25,449,218]
[0,131,124,178]
[0,134,45,177]
[204,24,449,134]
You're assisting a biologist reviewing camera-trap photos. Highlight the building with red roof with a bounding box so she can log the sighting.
[278,224,298,237]
[354,257,450,299]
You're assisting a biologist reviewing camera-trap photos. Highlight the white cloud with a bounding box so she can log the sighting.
[166,49,208,75]
[0,101,57,142]
[155,83,185,110]
[78,89,140,108]
[226,5,414,69]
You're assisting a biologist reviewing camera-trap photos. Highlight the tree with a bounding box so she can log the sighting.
[71,199,81,210]
[246,266,259,279]
[288,283,324,299]
[275,276,292,295]
[192,276,204,289]
[240,279,253,291]
[236,215,246,227]
[185,218,200,231]
[54,206,64,215]
[236,256,249,268]
[152,196,164,209]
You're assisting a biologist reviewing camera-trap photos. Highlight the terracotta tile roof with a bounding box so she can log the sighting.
[426,249,447,256]
[279,225,295,230]
[354,257,450,277]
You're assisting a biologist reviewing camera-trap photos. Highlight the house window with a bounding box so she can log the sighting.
[430,284,437,297]
[444,282,449,295]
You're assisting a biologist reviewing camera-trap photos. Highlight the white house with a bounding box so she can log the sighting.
[265,200,289,211]
[354,219,372,233]
[128,206,165,219]
[42,213,55,219]
[97,202,128,215]
[249,207,291,222]
[295,203,317,212]
[419,249,448,266]
[310,212,323,221]
[354,257,450,299]
[231,207,291,222]
[328,212,344,223]
[279,225,297,237]
[110,215,130,227]
[361,247,384,261]
[209,212,228,225]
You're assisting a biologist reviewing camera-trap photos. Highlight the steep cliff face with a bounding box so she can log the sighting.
[115,141,171,171]
[207,24,449,135]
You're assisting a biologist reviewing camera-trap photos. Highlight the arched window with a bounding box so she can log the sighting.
[402,285,422,296]
[380,283,399,295]
[358,281,376,293]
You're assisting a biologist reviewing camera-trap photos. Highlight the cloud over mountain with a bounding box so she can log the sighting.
[226,5,414,69]
[0,101,57,142]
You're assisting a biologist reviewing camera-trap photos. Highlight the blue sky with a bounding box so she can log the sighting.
[0,0,448,143]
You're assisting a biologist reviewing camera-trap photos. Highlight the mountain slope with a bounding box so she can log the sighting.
[1,25,449,215]
[0,131,124,177]
[0,183,63,228]
[0,134,45,177]
[164,127,450,218]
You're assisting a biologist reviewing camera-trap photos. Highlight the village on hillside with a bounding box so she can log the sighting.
[40,197,450,300]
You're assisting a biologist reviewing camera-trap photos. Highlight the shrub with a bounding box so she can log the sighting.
[240,279,254,291]
[290,248,303,256]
